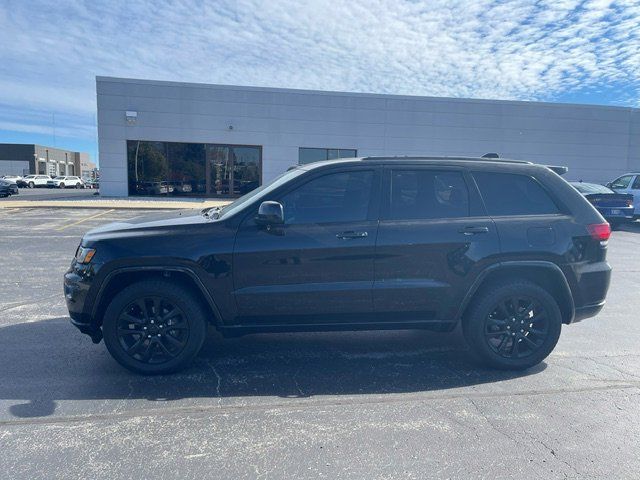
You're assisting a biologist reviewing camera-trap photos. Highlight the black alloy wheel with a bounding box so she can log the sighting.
[102,280,207,374]
[463,280,562,370]
[484,296,549,359]
[116,297,190,365]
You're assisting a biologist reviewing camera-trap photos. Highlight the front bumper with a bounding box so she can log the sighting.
[64,266,102,343]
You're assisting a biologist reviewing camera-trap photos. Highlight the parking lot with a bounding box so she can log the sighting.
[1,207,640,479]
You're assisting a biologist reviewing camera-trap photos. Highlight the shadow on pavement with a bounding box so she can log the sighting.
[0,317,546,418]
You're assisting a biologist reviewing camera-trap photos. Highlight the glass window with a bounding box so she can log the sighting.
[127,141,261,197]
[389,170,469,220]
[610,175,633,189]
[571,183,614,194]
[298,148,357,164]
[280,170,373,225]
[631,176,640,190]
[474,172,559,216]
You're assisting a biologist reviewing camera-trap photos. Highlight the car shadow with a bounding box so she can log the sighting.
[0,317,546,418]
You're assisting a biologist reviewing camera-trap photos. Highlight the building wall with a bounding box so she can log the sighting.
[97,76,640,197]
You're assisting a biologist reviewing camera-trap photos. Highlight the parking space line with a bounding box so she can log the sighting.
[55,209,115,231]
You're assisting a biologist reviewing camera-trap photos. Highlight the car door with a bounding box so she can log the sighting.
[232,166,381,325]
[373,167,500,322]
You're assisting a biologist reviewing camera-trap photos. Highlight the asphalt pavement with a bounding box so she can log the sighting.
[1,207,639,479]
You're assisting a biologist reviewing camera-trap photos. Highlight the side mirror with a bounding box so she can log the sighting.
[255,201,284,226]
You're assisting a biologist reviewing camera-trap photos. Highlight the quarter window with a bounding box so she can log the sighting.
[280,170,374,225]
[474,172,559,216]
[389,170,470,220]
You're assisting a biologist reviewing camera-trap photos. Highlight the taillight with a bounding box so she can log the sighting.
[587,223,611,241]
[626,199,633,207]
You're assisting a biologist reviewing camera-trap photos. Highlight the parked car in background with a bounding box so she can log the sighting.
[47,176,86,189]
[66,156,612,374]
[571,182,634,228]
[606,173,640,218]
[18,174,51,188]
[1,175,22,184]
[84,179,99,189]
[0,179,19,197]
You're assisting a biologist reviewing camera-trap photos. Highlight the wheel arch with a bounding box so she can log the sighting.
[458,261,575,324]
[91,266,223,328]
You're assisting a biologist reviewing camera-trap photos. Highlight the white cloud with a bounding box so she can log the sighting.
[1,0,639,140]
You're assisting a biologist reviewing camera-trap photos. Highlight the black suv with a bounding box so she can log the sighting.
[65,157,612,374]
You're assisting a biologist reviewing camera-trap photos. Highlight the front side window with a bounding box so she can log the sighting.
[610,175,633,189]
[631,176,640,190]
[474,172,559,216]
[280,170,374,225]
[389,170,469,220]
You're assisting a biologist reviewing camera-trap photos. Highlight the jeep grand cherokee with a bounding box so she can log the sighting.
[64,156,611,374]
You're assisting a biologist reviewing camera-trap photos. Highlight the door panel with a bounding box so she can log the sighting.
[374,168,500,321]
[232,168,380,324]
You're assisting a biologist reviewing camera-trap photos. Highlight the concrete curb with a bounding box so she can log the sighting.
[0,200,231,210]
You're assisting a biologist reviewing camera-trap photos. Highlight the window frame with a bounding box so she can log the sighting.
[470,170,565,218]
[380,166,483,221]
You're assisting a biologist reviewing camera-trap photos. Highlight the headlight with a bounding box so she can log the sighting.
[75,246,96,264]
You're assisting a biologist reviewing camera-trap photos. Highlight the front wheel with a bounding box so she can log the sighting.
[102,280,208,374]
[28,181,35,188]
[463,280,562,370]
[59,182,65,188]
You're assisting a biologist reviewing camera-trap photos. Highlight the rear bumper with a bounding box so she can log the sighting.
[572,300,606,323]
[597,206,635,220]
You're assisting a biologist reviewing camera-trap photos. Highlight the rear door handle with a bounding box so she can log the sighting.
[458,226,489,235]
[336,231,368,239]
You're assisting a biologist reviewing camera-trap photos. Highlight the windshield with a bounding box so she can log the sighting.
[208,167,306,219]
[571,182,614,194]
[54,176,65,180]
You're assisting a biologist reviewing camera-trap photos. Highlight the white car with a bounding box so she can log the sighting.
[20,175,51,188]
[0,175,22,184]
[47,176,85,189]
[607,173,640,218]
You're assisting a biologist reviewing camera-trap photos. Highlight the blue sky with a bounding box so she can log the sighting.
[1,0,639,164]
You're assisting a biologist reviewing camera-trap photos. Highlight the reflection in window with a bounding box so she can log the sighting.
[298,148,357,164]
[127,141,261,197]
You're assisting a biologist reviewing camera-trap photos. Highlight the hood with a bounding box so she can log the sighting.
[83,208,213,242]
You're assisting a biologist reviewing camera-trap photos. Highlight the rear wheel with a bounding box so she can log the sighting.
[75,183,82,189]
[463,280,562,370]
[59,182,65,188]
[102,280,208,374]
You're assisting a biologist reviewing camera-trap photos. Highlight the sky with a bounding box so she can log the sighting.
[1,0,639,164]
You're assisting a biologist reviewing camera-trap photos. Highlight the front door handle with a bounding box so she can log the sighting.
[336,231,368,240]
[459,226,489,235]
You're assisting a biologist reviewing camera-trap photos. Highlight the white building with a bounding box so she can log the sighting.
[96,76,640,197]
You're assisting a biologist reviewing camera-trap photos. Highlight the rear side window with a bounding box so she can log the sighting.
[610,175,633,189]
[280,170,374,225]
[473,172,560,216]
[389,170,469,220]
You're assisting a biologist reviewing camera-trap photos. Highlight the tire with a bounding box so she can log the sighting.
[462,280,562,370]
[59,182,65,188]
[102,280,208,374]
[28,182,34,188]
[76,183,82,189]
